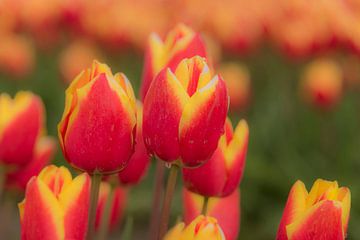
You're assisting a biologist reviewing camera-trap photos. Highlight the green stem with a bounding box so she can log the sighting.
[87,172,102,240]
[158,164,179,239]
[97,185,114,240]
[201,196,209,215]
[148,160,165,240]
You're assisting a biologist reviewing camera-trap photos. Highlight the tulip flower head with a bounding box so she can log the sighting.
[58,60,137,174]
[300,58,343,110]
[164,215,225,240]
[143,56,228,167]
[277,179,351,240]
[0,91,44,166]
[183,188,240,240]
[140,23,207,100]
[118,102,150,185]
[19,165,90,240]
[183,119,248,196]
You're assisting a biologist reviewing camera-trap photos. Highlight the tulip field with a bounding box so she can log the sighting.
[1,1,360,240]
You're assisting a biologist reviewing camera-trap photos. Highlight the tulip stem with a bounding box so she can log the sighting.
[0,165,4,202]
[87,172,102,240]
[97,185,114,240]
[158,163,179,240]
[148,160,165,240]
[201,196,209,215]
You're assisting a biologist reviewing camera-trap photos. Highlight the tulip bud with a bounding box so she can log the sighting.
[95,182,127,231]
[219,63,251,111]
[183,188,240,240]
[276,179,351,240]
[58,60,137,174]
[140,24,207,100]
[143,56,228,167]
[164,215,225,240]
[300,58,343,110]
[183,119,248,196]
[6,136,56,190]
[118,102,150,185]
[19,165,91,240]
[0,91,44,166]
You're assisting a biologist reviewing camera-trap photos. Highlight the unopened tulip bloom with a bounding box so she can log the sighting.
[140,24,207,100]
[0,91,44,166]
[95,182,127,231]
[6,137,56,190]
[183,188,240,240]
[58,60,137,174]
[164,215,225,240]
[219,63,251,111]
[183,119,248,196]
[19,165,91,240]
[300,58,343,109]
[276,179,351,240]
[118,102,150,185]
[143,56,228,167]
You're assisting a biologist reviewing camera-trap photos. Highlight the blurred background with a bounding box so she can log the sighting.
[1,0,360,239]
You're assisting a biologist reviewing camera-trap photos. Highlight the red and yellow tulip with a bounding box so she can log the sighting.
[95,182,127,231]
[118,102,150,185]
[143,56,228,167]
[6,136,56,190]
[58,60,137,174]
[300,58,343,110]
[182,119,248,196]
[140,24,207,100]
[0,91,44,166]
[164,215,225,240]
[19,165,91,240]
[276,179,351,240]
[183,188,240,240]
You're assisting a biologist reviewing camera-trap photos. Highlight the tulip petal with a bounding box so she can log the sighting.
[276,180,308,240]
[64,73,136,173]
[286,200,344,240]
[143,68,189,161]
[59,172,90,240]
[21,178,64,240]
[179,75,228,167]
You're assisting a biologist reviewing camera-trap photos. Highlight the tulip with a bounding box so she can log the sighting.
[219,63,251,111]
[95,182,127,231]
[164,215,225,240]
[143,56,228,167]
[183,188,240,240]
[118,102,150,185]
[6,136,56,190]
[140,24,207,100]
[276,179,351,240]
[0,91,44,166]
[58,60,137,174]
[300,58,343,110]
[183,119,248,196]
[19,165,90,240]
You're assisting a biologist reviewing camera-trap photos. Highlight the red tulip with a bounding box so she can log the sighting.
[19,165,90,240]
[276,179,351,240]
[183,119,248,196]
[143,56,228,167]
[58,61,137,174]
[95,182,127,231]
[118,102,150,185]
[140,24,207,100]
[6,136,56,190]
[0,91,44,166]
[183,188,240,240]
